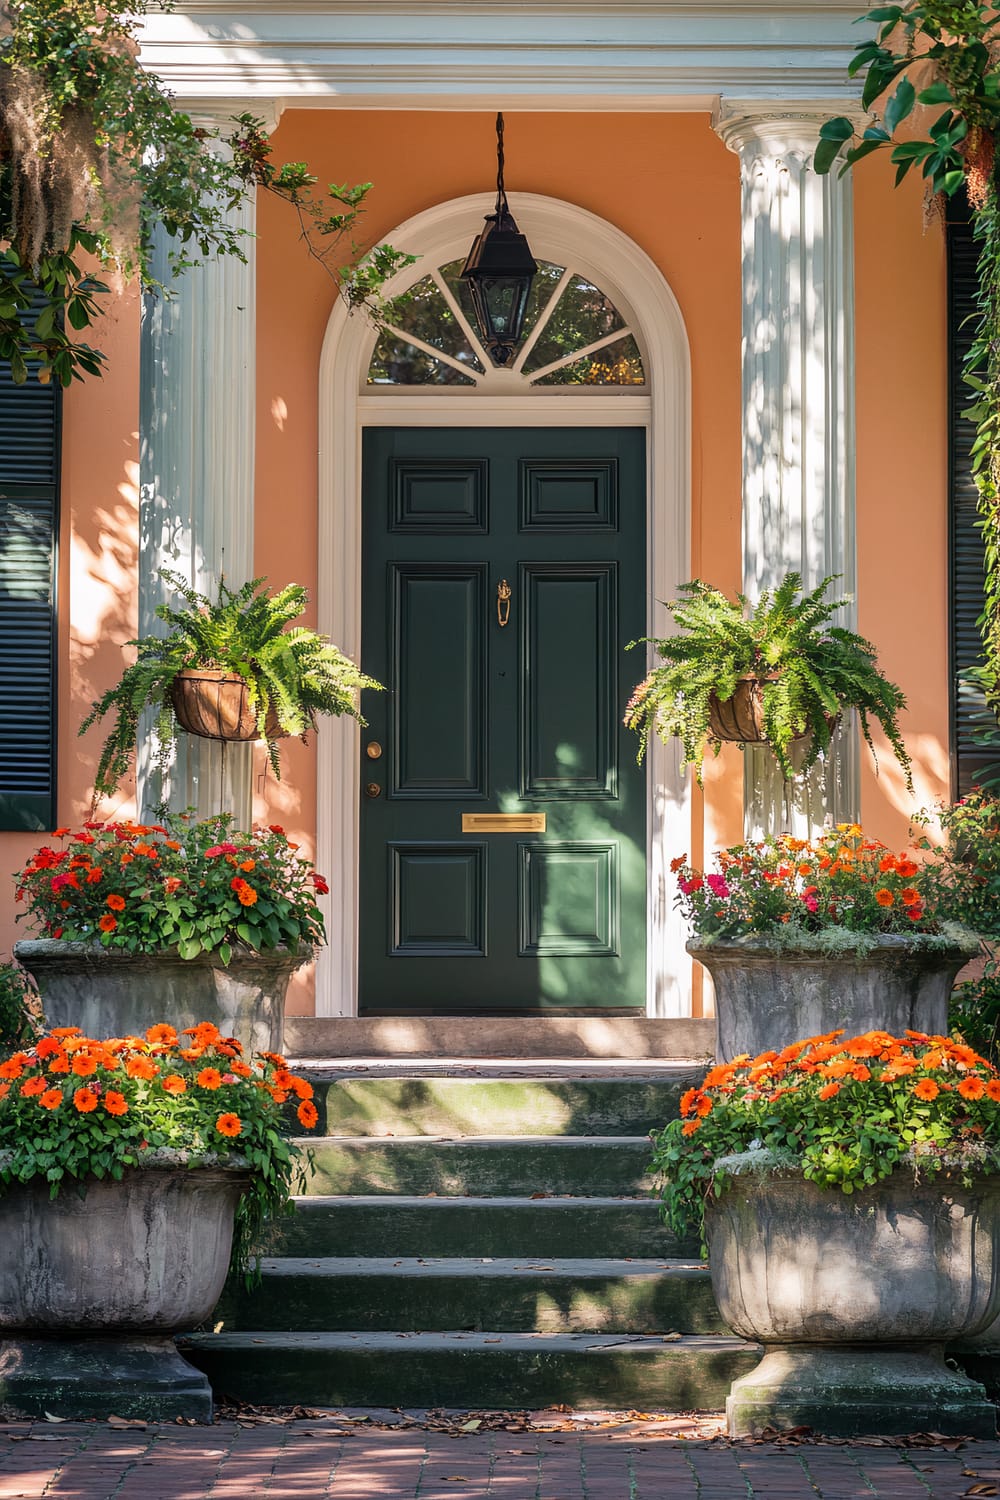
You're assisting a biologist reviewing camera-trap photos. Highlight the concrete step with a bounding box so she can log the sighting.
[300,1136,656,1198]
[183,1330,756,1410]
[303,1072,698,1138]
[284,1016,715,1060]
[217,1257,721,1335]
[266,1194,694,1259]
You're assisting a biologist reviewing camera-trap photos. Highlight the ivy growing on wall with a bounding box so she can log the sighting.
[815,1,1000,726]
[0,0,413,384]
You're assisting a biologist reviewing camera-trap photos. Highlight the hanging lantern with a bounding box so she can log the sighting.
[461,113,537,367]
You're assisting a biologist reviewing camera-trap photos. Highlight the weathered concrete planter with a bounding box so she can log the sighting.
[13,940,310,1055]
[706,1170,1000,1437]
[0,1160,249,1419]
[689,935,977,1062]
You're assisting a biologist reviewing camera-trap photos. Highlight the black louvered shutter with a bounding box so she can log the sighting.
[0,294,61,830]
[947,199,1000,795]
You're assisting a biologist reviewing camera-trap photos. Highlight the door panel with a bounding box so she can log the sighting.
[359,427,646,1015]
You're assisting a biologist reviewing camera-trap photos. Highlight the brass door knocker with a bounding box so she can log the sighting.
[496,578,511,627]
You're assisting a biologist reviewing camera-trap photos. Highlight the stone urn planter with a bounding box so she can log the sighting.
[689,934,978,1062]
[707,1170,1000,1438]
[0,1158,249,1419]
[13,940,309,1055]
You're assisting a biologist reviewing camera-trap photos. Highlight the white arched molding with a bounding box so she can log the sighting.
[315,192,692,1018]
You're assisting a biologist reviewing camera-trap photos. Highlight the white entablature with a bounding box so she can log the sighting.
[137,0,865,109]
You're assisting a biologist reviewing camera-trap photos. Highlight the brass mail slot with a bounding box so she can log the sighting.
[462,813,546,833]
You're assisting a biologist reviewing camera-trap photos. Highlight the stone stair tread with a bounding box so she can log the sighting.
[299,1134,654,1146]
[289,1059,705,1078]
[290,1193,663,1207]
[252,1256,706,1278]
[187,1331,747,1352]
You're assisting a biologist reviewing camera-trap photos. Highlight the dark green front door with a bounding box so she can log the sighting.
[359,427,646,1014]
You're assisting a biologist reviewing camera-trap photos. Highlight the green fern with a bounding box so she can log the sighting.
[624,573,912,788]
[80,571,382,798]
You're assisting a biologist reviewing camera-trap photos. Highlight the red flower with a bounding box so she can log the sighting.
[99,914,117,933]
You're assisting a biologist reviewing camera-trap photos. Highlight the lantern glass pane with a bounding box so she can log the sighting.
[441,257,564,346]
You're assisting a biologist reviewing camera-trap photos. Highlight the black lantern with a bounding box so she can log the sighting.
[461,113,537,367]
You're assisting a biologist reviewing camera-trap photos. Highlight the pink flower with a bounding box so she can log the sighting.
[679,877,704,895]
[706,874,730,898]
[204,843,237,858]
[803,893,819,913]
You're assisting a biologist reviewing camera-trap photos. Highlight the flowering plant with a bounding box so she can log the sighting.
[0,1019,318,1282]
[651,1029,1000,1249]
[672,824,966,949]
[13,812,328,964]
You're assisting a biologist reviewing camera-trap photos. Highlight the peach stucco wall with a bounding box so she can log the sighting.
[0,109,953,1015]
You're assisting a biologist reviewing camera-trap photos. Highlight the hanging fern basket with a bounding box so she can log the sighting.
[707,677,837,745]
[170,670,285,743]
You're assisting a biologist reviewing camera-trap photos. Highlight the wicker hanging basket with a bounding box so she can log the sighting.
[707,677,836,745]
[170,670,285,743]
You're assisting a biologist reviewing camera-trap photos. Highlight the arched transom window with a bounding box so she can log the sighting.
[367,258,646,391]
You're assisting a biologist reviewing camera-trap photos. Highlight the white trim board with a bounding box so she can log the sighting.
[316,191,693,1020]
[138,4,865,106]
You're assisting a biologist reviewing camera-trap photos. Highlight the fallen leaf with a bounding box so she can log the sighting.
[661,1332,682,1341]
[107,1416,147,1430]
[460,1420,481,1431]
[964,1486,999,1496]
[529,1191,548,1199]
[441,1477,469,1483]
[43,1412,66,1423]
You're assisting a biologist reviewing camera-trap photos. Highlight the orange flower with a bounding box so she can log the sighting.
[959,1076,987,1100]
[268,1087,289,1104]
[106,893,126,912]
[215,1113,242,1138]
[86,867,103,884]
[874,889,894,908]
[679,1088,698,1117]
[126,1056,158,1081]
[163,840,182,851]
[186,1022,221,1045]
[73,1087,98,1113]
[913,1078,940,1102]
[297,1099,319,1129]
[99,914,117,933]
[230,1061,253,1079]
[146,1024,178,1046]
[899,887,921,907]
[21,1076,47,1097]
[34,1036,64,1061]
[986,1079,1000,1102]
[0,1058,24,1080]
[47,1053,70,1074]
[239,860,255,872]
[681,1119,701,1136]
[50,1027,81,1039]
[72,1054,98,1077]
[272,1069,294,1090]
[290,1076,314,1101]
[0,1083,9,1100]
[237,884,258,907]
[818,1082,840,1100]
[879,855,897,873]
[196,1068,223,1090]
[896,858,920,879]
[38,1088,63,1110]
[695,1094,713,1118]
[161,1074,187,1095]
[851,1065,871,1083]
[103,1091,128,1116]
[163,876,182,895]
[179,1047,204,1062]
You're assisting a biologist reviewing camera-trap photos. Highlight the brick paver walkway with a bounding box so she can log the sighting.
[0,1418,998,1499]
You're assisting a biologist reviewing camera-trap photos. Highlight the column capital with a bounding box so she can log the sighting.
[714,99,867,161]
[185,99,285,137]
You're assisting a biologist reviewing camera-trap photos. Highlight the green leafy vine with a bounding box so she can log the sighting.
[816,1,1000,723]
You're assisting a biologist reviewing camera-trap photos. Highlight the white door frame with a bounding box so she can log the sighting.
[315,191,692,1017]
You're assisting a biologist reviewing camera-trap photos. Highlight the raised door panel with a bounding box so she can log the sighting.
[519,562,617,799]
[390,563,487,798]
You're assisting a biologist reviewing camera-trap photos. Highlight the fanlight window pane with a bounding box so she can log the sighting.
[368,332,476,386]
[389,275,484,372]
[532,334,646,386]
[440,258,565,347]
[522,276,626,375]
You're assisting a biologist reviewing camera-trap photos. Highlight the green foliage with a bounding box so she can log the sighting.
[650,1029,1000,1250]
[950,956,1000,1064]
[79,571,382,800]
[623,572,912,786]
[817,3,1000,733]
[0,2,414,384]
[0,961,41,1050]
[0,1018,318,1284]
[14,812,328,959]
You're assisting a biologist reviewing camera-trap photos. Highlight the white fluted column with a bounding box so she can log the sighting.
[715,103,859,838]
[138,108,278,826]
